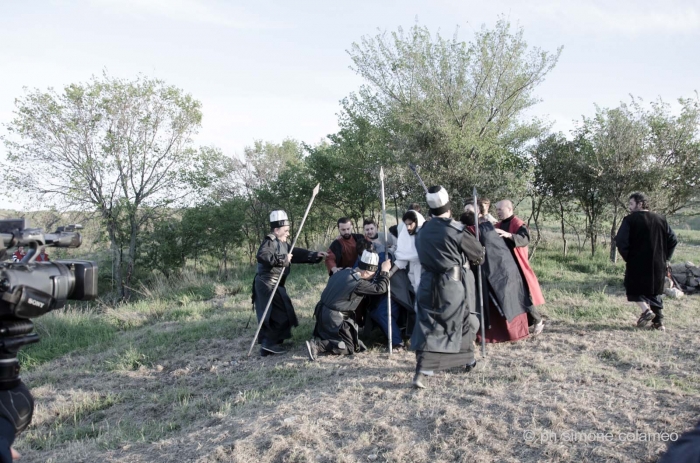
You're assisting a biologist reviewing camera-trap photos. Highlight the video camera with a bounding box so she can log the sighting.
[0,218,97,439]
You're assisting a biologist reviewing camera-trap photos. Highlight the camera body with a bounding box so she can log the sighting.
[0,218,98,438]
[0,218,97,320]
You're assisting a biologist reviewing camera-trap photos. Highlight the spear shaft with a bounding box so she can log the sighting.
[473,187,486,357]
[380,167,393,356]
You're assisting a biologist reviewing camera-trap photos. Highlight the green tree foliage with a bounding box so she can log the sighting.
[347,19,561,204]
[2,74,212,299]
[646,96,700,214]
[532,96,700,259]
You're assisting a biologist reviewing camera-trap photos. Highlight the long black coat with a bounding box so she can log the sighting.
[411,217,484,353]
[253,234,320,345]
[474,222,530,322]
[616,211,678,297]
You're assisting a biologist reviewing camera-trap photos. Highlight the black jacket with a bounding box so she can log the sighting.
[411,217,484,353]
[616,211,678,296]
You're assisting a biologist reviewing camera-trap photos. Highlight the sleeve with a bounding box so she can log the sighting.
[512,225,530,248]
[616,218,630,262]
[256,238,289,268]
[291,247,322,264]
[460,232,485,266]
[666,222,678,261]
[354,272,391,296]
[325,244,337,273]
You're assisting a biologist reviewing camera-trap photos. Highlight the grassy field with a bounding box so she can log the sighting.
[13,228,700,462]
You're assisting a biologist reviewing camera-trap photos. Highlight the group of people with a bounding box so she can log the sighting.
[251,188,678,388]
[10,245,50,262]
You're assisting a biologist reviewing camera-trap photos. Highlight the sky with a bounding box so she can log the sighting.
[1,0,699,210]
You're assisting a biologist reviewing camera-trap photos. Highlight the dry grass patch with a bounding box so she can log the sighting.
[13,251,700,462]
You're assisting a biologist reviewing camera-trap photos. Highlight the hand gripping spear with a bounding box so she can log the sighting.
[379,167,393,356]
[473,186,486,357]
[247,183,321,357]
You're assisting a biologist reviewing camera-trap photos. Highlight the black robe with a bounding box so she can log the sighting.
[411,217,484,355]
[616,211,678,298]
[253,234,321,346]
[474,222,531,323]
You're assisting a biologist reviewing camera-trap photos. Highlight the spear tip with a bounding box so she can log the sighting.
[312,183,320,196]
[380,166,384,179]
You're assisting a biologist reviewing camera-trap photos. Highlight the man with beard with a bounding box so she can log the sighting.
[306,251,396,360]
[361,218,404,348]
[495,199,545,335]
[253,210,327,356]
[616,192,677,331]
[411,186,484,389]
[326,217,364,276]
[462,204,529,343]
[363,218,396,256]
[394,209,426,298]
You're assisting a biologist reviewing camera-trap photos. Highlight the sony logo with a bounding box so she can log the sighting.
[27,298,45,308]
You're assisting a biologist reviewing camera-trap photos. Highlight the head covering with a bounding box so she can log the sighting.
[395,211,425,262]
[358,250,379,272]
[426,186,451,216]
[269,210,290,229]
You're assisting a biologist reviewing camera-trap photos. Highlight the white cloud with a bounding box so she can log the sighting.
[90,0,290,30]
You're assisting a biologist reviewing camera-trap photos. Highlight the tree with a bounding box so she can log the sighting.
[532,133,578,256]
[584,103,652,262]
[2,74,207,299]
[646,96,700,214]
[346,19,561,205]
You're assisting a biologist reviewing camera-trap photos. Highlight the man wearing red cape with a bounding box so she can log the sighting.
[495,200,545,335]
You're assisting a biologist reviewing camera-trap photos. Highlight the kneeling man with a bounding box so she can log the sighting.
[307,251,395,360]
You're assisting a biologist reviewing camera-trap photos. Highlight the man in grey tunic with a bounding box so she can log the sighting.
[306,251,396,360]
[411,186,485,388]
[253,210,326,356]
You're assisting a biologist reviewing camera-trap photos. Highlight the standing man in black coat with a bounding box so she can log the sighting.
[616,193,678,331]
[411,186,484,389]
[253,210,327,356]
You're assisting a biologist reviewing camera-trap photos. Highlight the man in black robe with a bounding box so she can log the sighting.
[616,193,678,331]
[495,199,545,335]
[253,210,327,356]
[306,251,396,359]
[461,205,530,343]
[411,186,484,389]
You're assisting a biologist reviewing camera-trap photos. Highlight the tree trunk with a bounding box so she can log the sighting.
[528,197,543,260]
[222,246,228,279]
[609,208,618,264]
[559,202,567,258]
[393,196,399,226]
[108,229,122,295]
[122,217,139,301]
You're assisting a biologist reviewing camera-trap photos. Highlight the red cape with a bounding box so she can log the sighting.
[497,216,545,306]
